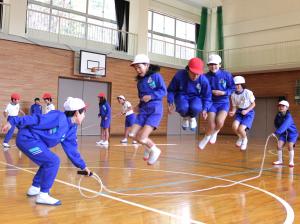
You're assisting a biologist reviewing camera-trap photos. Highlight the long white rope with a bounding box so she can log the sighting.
[78,134,278,198]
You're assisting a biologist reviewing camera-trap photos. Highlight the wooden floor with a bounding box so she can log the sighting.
[0,135,298,224]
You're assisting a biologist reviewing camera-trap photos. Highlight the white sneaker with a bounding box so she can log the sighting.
[272,160,283,165]
[289,162,294,167]
[209,131,219,144]
[182,117,190,130]
[100,141,109,145]
[240,138,248,151]
[132,140,138,144]
[235,137,243,147]
[147,147,161,165]
[120,138,128,143]
[96,140,103,145]
[27,185,40,196]
[36,193,61,206]
[198,135,211,150]
[189,117,197,131]
[143,149,150,161]
[3,143,10,148]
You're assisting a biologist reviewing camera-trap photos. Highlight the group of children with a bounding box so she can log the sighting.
[0,53,297,206]
[2,92,55,148]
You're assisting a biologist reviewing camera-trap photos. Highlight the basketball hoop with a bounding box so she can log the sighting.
[89,67,105,75]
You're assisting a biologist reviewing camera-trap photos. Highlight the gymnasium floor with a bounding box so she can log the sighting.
[0,135,298,224]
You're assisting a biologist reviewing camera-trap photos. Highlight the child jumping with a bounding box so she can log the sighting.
[167,57,212,131]
[117,95,137,144]
[3,93,25,148]
[229,76,255,150]
[129,54,167,165]
[273,100,298,167]
[96,92,111,146]
[199,54,235,149]
[2,97,91,205]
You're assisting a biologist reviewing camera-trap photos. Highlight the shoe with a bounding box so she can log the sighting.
[120,138,128,143]
[100,141,109,145]
[132,140,138,144]
[36,193,61,206]
[198,135,211,150]
[143,149,150,161]
[289,162,294,167]
[272,161,283,165]
[27,185,40,196]
[147,147,161,165]
[240,138,248,151]
[182,117,189,130]
[189,117,197,131]
[96,140,103,145]
[209,131,219,144]
[3,143,10,148]
[235,138,243,147]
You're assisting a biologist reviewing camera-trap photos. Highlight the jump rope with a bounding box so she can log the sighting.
[77,134,278,198]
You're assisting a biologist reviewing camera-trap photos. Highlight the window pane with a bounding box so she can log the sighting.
[88,0,104,17]
[153,13,164,33]
[164,16,174,36]
[52,0,87,13]
[28,3,50,13]
[103,0,116,20]
[27,10,50,31]
[52,9,86,21]
[148,11,152,30]
[176,20,186,39]
[186,23,195,41]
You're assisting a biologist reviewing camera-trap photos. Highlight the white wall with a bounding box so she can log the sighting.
[5,0,27,37]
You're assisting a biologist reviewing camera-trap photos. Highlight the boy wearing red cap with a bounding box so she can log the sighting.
[2,93,25,148]
[42,93,55,114]
[96,92,111,145]
[167,57,212,131]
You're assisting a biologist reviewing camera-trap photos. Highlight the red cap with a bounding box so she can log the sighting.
[188,57,204,75]
[98,92,105,98]
[42,93,52,99]
[11,93,21,100]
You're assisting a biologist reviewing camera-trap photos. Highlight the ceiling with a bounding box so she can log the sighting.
[179,0,222,8]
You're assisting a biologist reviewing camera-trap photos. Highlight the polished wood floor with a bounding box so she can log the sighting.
[0,135,298,224]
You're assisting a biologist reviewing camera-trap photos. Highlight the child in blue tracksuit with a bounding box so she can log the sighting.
[273,100,298,167]
[3,93,25,148]
[167,57,212,131]
[1,97,91,205]
[199,54,235,149]
[96,92,111,146]
[30,98,43,115]
[129,54,167,165]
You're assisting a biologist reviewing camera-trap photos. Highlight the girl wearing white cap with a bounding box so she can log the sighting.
[229,76,256,150]
[2,97,91,205]
[129,54,167,165]
[117,95,137,144]
[199,54,235,149]
[273,100,298,167]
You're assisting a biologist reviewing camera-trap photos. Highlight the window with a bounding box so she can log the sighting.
[148,11,197,60]
[27,0,117,43]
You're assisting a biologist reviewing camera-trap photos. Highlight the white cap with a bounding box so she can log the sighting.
[208,54,222,64]
[117,95,126,100]
[278,100,289,108]
[131,54,150,65]
[234,76,246,84]
[64,97,86,111]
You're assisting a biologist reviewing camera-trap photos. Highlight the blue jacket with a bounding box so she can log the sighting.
[98,101,111,120]
[30,103,42,115]
[204,69,235,103]
[137,72,167,106]
[274,111,298,136]
[167,69,212,111]
[9,110,86,169]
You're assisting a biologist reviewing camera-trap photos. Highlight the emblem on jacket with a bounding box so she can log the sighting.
[148,77,156,89]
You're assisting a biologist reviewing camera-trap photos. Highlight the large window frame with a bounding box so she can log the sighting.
[27,0,118,43]
[148,10,198,60]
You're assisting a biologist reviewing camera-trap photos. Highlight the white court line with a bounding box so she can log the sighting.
[0,161,203,224]
[113,143,177,147]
